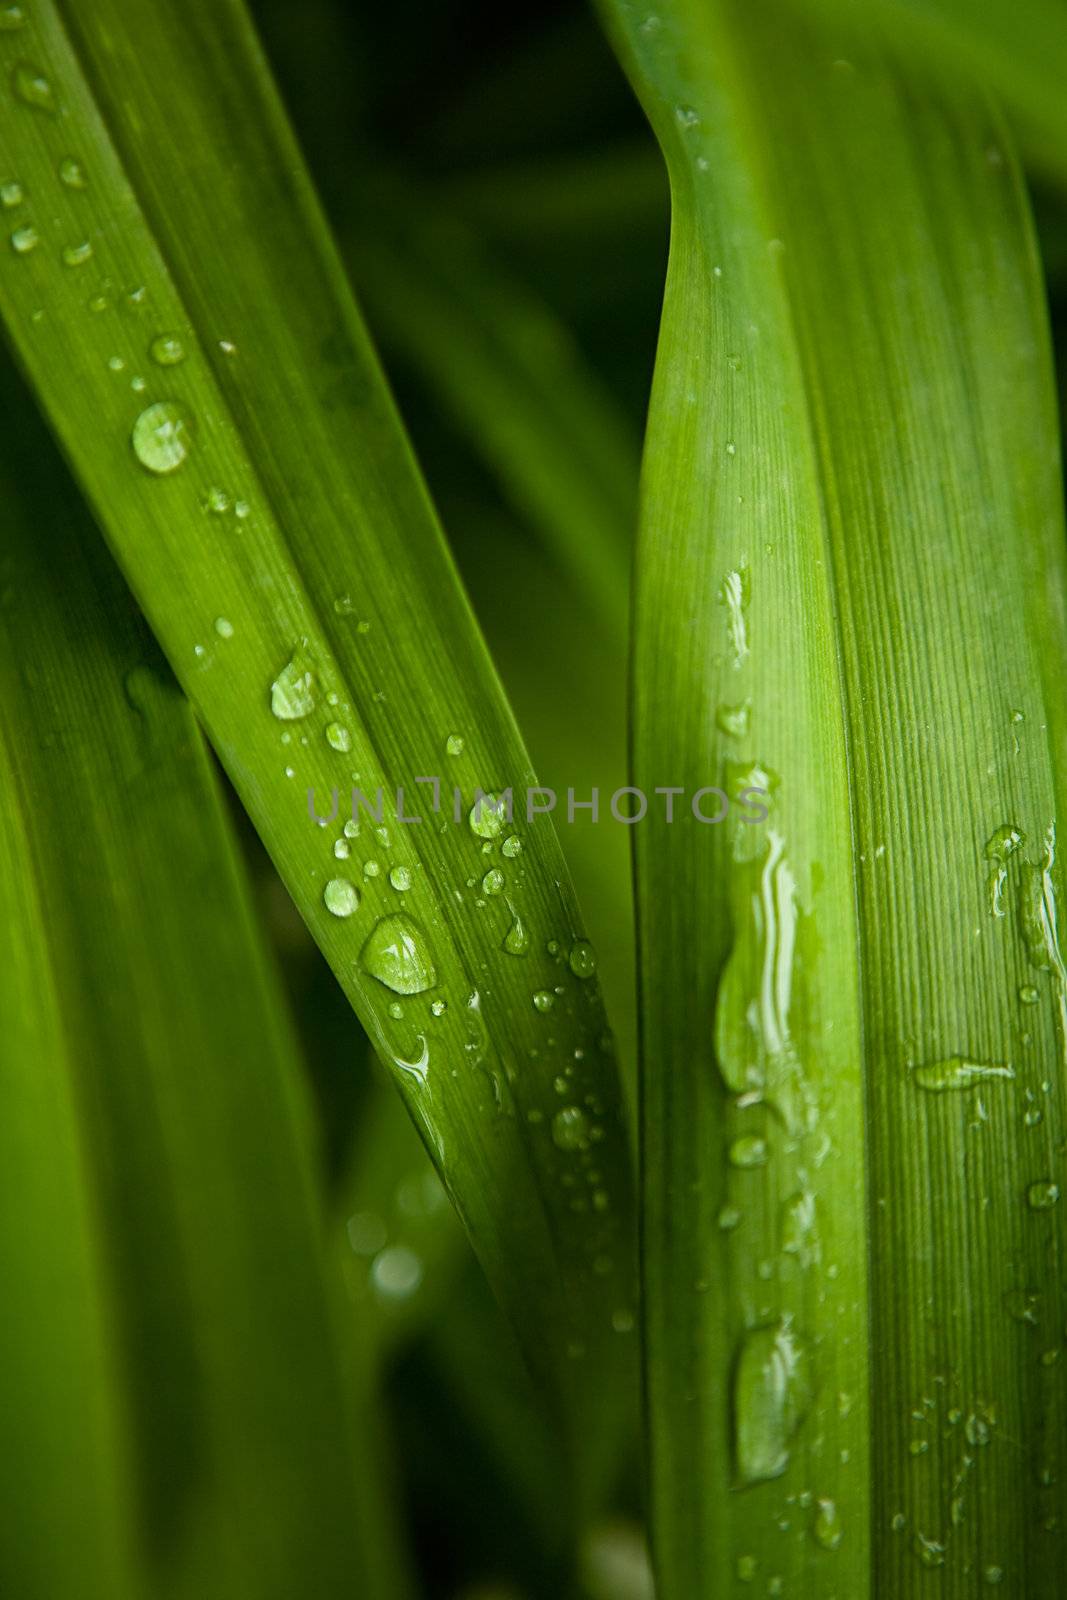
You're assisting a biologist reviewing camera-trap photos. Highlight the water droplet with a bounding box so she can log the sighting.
[13,62,55,114]
[965,1403,995,1446]
[716,699,751,738]
[501,834,522,858]
[612,1308,635,1334]
[0,179,23,208]
[552,1105,590,1151]
[371,1245,423,1299]
[324,878,359,918]
[364,859,380,878]
[9,223,37,253]
[61,240,92,267]
[343,819,359,839]
[445,732,464,757]
[57,156,87,189]
[984,1567,1004,1587]
[213,616,233,639]
[482,868,504,896]
[533,989,555,1013]
[1020,984,1040,1005]
[361,915,437,994]
[131,401,192,475]
[913,1057,1013,1092]
[915,1534,946,1569]
[984,823,1024,916]
[568,939,597,979]
[150,333,186,367]
[1027,1180,1060,1211]
[503,906,529,956]
[729,1134,768,1168]
[333,838,350,860]
[218,338,237,356]
[108,355,126,373]
[469,792,507,839]
[734,1318,810,1485]
[718,1205,741,1230]
[736,1555,757,1582]
[720,566,750,666]
[781,1189,819,1266]
[813,1498,842,1550]
[0,4,25,29]
[675,103,700,128]
[325,720,351,753]
[333,594,354,615]
[270,649,315,720]
[389,865,411,892]
[430,998,447,1017]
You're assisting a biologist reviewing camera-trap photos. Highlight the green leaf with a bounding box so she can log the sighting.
[0,0,635,1461]
[0,356,408,1596]
[599,0,1067,1593]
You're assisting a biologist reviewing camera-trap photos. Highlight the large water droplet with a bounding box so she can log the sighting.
[13,62,55,114]
[270,649,315,720]
[913,1057,1013,1092]
[813,1498,842,1550]
[361,914,437,995]
[552,1105,590,1151]
[131,401,192,475]
[568,939,597,979]
[324,878,359,918]
[469,792,507,840]
[1027,1180,1060,1211]
[734,1318,811,1485]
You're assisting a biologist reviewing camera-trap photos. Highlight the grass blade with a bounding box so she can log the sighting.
[599,0,1067,1593]
[0,0,635,1458]
[0,360,408,1598]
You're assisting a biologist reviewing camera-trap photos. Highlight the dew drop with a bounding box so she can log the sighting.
[813,1498,842,1550]
[360,914,437,994]
[915,1535,946,1569]
[150,333,186,367]
[333,838,350,860]
[568,939,597,979]
[270,649,315,720]
[61,240,92,267]
[57,156,87,189]
[1027,1180,1060,1211]
[716,700,751,738]
[501,834,523,859]
[363,860,380,879]
[371,1245,423,1300]
[984,1567,1005,1587]
[9,223,37,254]
[675,103,700,128]
[343,819,359,839]
[389,865,411,892]
[213,616,233,639]
[445,732,464,757]
[204,485,230,514]
[552,1105,590,1151]
[736,1555,757,1582]
[131,401,192,475]
[734,1318,810,1485]
[13,63,55,114]
[729,1135,768,1169]
[1020,984,1040,1005]
[469,792,507,839]
[482,868,504,896]
[325,720,351,753]
[913,1057,1013,1092]
[503,907,529,955]
[430,998,447,1017]
[533,989,555,1013]
[324,878,359,918]
[0,180,23,208]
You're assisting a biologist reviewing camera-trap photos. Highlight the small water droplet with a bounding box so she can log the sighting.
[1019,984,1040,1005]
[736,1554,757,1582]
[57,156,87,189]
[813,1498,842,1550]
[361,915,437,994]
[213,616,233,639]
[61,240,92,267]
[445,732,464,757]
[343,819,359,839]
[965,1403,995,1446]
[503,906,529,955]
[218,338,237,356]
[1027,1180,1060,1211]
[371,1245,423,1299]
[716,700,751,738]
[363,859,380,878]
[13,62,55,114]
[552,1105,590,1151]
[913,1057,1013,1092]
[482,868,504,896]
[501,834,523,859]
[612,1308,634,1334]
[984,1567,1005,1587]
[0,180,23,208]
[430,998,447,1017]
[270,649,315,720]
[131,401,193,475]
[333,838,350,860]
[324,878,359,918]
[729,1134,768,1168]
[389,865,411,892]
[734,1318,810,1485]
[568,939,597,979]
[718,1205,741,1230]
[325,721,351,753]
[9,223,37,253]
[915,1534,946,1569]
[204,485,230,514]
[108,355,125,373]
[533,989,555,1013]
[675,103,700,128]
[150,333,186,367]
